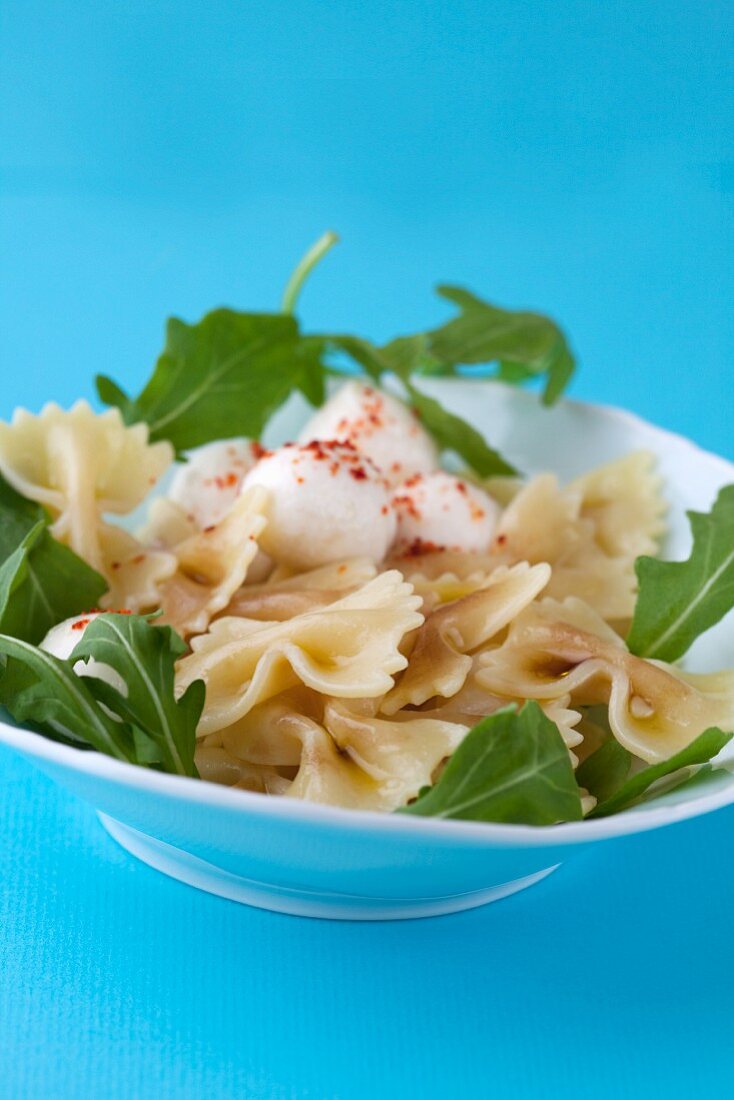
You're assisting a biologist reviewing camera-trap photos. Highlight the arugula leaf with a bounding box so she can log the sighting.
[428,286,576,405]
[406,382,518,477]
[0,614,204,776]
[0,523,45,624]
[0,635,136,760]
[323,335,387,381]
[319,339,519,476]
[627,485,734,661]
[401,701,583,825]
[575,737,632,804]
[294,335,328,406]
[97,236,574,475]
[589,727,732,817]
[0,474,107,643]
[97,310,317,453]
[71,614,203,777]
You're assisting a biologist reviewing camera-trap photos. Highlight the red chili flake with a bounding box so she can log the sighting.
[392,494,421,521]
[70,607,132,630]
[496,533,508,546]
[203,525,216,533]
[402,538,447,557]
[214,472,239,490]
[131,554,145,564]
[110,561,121,571]
[251,442,270,460]
[456,481,467,494]
[349,467,368,481]
[296,476,305,484]
[381,505,389,515]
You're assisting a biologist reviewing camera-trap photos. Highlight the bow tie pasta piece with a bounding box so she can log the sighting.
[220,689,326,767]
[541,695,585,759]
[137,498,199,549]
[281,702,467,811]
[195,735,292,794]
[176,571,424,735]
[190,691,466,811]
[157,486,269,637]
[477,597,734,763]
[419,667,584,764]
[98,525,178,612]
[0,401,173,573]
[400,566,503,613]
[490,453,666,622]
[381,561,551,715]
[569,450,666,561]
[222,558,378,621]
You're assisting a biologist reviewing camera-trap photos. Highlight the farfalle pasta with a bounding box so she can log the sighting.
[0,401,172,575]
[156,486,269,637]
[2,368,733,828]
[381,562,551,714]
[176,571,424,734]
[477,597,734,762]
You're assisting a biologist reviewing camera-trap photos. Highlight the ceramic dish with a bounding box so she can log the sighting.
[1,380,733,920]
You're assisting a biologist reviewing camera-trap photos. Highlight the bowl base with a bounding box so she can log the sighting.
[98,814,560,921]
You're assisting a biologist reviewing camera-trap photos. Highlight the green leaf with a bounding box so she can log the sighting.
[428,285,576,404]
[589,727,733,817]
[576,737,632,803]
[406,382,518,477]
[627,485,734,661]
[0,475,107,643]
[71,614,203,777]
[94,374,134,419]
[379,334,436,379]
[294,336,328,406]
[99,309,315,452]
[401,701,583,825]
[496,361,537,385]
[0,635,135,761]
[0,523,45,624]
[324,334,387,381]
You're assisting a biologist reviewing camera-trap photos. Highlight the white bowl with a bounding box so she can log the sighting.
[2,380,734,921]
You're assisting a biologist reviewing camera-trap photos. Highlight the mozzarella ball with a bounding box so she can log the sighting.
[298,381,439,488]
[241,440,396,569]
[392,472,500,555]
[40,612,128,695]
[168,439,261,528]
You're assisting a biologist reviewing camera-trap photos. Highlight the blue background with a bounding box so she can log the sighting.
[1,2,733,1096]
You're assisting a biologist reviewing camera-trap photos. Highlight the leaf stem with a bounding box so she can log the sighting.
[281,230,339,314]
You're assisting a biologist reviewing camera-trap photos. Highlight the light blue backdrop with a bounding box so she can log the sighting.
[1,2,733,1097]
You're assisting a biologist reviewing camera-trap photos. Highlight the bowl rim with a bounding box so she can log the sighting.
[2,382,734,851]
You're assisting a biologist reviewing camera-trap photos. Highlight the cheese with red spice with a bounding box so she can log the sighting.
[40,611,131,694]
[298,381,438,488]
[242,440,397,569]
[168,439,262,528]
[392,472,500,555]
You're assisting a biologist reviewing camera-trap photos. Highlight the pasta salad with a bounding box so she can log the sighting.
[0,234,733,826]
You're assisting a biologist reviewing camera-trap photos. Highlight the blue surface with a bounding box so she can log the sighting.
[1,2,733,1097]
